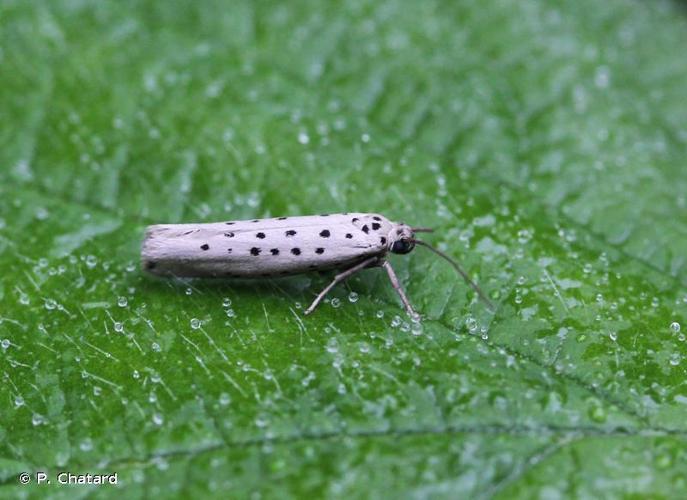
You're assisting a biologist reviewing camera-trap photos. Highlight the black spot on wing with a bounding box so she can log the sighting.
[315,248,325,254]
[270,248,279,255]
[250,247,261,256]
[371,222,381,230]
[285,230,297,236]
[291,248,301,255]
[345,233,353,239]
[362,225,369,234]
[200,244,210,251]
[319,229,330,238]
[256,232,266,239]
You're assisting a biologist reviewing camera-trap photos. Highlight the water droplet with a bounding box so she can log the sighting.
[113,322,124,333]
[152,413,164,426]
[149,392,157,403]
[517,229,532,244]
[669,353,681,366]
[589,405,606,423]
[325,338,339,354]
[151,342,161,352]
[93,386,102,396]
[391,315,402,328]
[361,133,370,143]
[185,287,193,296]
[35,207,50,220]
[609,331,617,342]
[133,370,140,379]
[465,316,478,333]
[85,255,98,268]
[330,298,341,309]
[517,276,526,285]
[14,396,24,408]
[297,131,310,144]
[117,296,128,307]
[411,322,423,336]
[222,298,232,307]
[594,65,611,89]
[1,339,9,350]
[583,263,593,274]
[190,318,201,329]
[376,310,384,319]
[348,292,359,303]
[44,299,57,310]
[219,393,231,406]
[32,413,45,426]
[670,322,681,333]
[80,438,93,452]
[359,342,370,353]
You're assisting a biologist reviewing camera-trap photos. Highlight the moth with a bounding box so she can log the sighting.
[141,213,493,317]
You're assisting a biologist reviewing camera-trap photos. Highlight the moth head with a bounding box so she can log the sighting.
[388,224,416,254]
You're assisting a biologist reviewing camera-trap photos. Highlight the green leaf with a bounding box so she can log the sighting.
[2,0,687,498]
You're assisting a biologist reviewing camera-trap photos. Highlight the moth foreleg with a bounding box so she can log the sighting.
[304,256,378,315]
[382,261,419,319]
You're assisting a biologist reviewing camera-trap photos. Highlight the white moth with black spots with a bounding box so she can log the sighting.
[141,213,493,318]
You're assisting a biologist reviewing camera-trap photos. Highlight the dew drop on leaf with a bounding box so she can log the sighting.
[80,438,93,452]
[297,131,310,144]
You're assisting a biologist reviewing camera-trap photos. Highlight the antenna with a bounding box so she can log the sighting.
[413,239,495,311]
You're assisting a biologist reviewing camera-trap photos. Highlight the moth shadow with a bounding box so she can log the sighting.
[138,268,383,305]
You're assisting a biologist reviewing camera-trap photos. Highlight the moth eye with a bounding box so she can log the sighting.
[390,239,414,255]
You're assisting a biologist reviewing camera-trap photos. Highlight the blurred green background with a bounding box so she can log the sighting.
[2,0,687,498]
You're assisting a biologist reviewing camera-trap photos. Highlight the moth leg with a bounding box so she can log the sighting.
[304,256,378,315]
[382,261,419,319]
